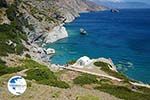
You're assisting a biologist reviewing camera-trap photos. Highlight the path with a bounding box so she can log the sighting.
[64,66,122,82]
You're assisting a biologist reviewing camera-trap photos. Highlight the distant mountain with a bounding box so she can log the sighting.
[95,1,150,9]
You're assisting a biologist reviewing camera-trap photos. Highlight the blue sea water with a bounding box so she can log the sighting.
[46,9,150,83]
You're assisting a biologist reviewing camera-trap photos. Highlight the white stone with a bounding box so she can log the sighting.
[45,25,68,43]
[6,40,13,46]
[45,48,55,55]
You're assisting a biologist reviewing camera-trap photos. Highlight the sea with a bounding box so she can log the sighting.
[46,9,150,83]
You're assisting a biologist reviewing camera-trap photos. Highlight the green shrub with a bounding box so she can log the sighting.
[26,68,57,81]
[22,59,47,69]
[0,0,8,8]
[6,4,16,21]
[94,61,109,67]
[0,22,27,56]
[16,44,25,55]
[76,95,99,100]
[25,54,31,58]
[25,68,70,89]
[94,61,129,82]
[27,81,32,87]
[73,74,98,86]
[0,65,24,76]
[95,84,150,100]
[0,59,6,66]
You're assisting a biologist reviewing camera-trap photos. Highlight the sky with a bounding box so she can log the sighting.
[91,0,150,4]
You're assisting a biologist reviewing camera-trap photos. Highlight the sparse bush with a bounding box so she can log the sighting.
[25,54,31,58]
[25,67,70,89]
[94,61,129,81]
[76,95,99,100]
[0,59,6,66]
[27,81,32,87]
[94,61,109,67]
[95,84,150,100]
[0,65,24,76]
[73,74,98,86]
[6,4,16,21]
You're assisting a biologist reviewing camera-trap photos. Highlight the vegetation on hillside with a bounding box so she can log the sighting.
[94,61,129,82]
[0,3,27,57]
[26,68,70,89]
[0,58,70,89]
[22,59,70,88]
[0,65,24,76]
[73,73,150,100]
[76,95,99,100]
[95,84,150,100]
[73,74,98,86]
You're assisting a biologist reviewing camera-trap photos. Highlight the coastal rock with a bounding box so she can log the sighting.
[0,0,107,64]
[0,9,10,24]
[44,25,68,43]
[44,48,55,55]
[17,0,106,44]
[72,56,117,71]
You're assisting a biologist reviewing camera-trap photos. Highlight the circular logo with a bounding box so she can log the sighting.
[7,76,27,95]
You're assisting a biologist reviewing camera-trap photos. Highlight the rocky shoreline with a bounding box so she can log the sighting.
[15,0,107,64]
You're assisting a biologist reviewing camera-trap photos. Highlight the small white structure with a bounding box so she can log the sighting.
[6,40,13,45]
[73,56,92,68]
[45,48,55,55]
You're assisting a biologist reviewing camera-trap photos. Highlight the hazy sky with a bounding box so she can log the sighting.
[91,0,150,4]
[122,0,149,3]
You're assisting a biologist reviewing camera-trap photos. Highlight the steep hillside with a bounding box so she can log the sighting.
[0,0,106,65]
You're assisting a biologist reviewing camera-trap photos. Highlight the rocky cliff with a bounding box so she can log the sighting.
[0,0,106,64]
[1,0,106,43]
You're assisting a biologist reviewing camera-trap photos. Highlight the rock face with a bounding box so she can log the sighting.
[5,0,106,44]
[45,25,68,43]
[0,0,106,63]
[0,9,10,24]
[55,0,106,22]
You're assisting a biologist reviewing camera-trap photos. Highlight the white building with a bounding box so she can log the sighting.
[73,56,92,68]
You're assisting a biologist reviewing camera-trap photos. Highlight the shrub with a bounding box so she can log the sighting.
[27,81,32,87]
[0,59,6,66]
[94,61,109,67]
[15,44,25,55]
[25,54,31,58]
[0,22,27,56]
[73,74,98,86]
[95,84,150,100]
[25,68,70,89]
[22,59,47,69]
[0,65,24,76]
[76,95,99,100]
[94,61,129,81]
[6,4,16,21]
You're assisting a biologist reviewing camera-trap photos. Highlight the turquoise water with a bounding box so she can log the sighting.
[46,9,150,83]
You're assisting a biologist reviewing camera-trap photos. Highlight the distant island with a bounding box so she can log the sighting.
[95,1,150,9]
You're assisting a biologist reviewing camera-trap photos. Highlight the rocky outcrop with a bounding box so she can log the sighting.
[44,25,68,43]
[14,0,106,44]
[0,8,10,24]
[56,0,106,22]
[0,0,106,63]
